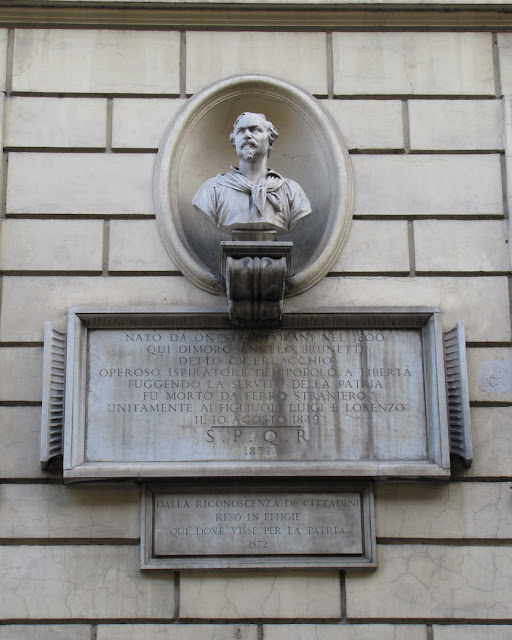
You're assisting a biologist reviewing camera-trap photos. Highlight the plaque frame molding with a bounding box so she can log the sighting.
[141,480,376,570]
[63,305,451,480]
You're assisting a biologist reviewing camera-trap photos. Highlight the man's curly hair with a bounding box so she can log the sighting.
[229,113,279,155]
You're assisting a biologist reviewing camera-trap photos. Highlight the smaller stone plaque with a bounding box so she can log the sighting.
[142,482,375,569]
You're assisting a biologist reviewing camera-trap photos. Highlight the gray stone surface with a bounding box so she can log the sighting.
[1,276,508,343]
[112,98,186,149]
[12,29,180,94]
[0,347,43,402]
[332,220,409,273]
[180,571,341,619]
[263,625,427,640]
[0,484,140,538]
[0,29,8,91]
[0,276,221,342]
[375,482,512,538]
[7,153,154,215]
[289,276,511,343]
[0,219,104,272]
[0,626,92,640]
[186,32,327,94]
[333,32,494,95]
[0,546,174,619]
[322,99,404,150]
[433,625,512,640]
[108,220,177,272]
[408,99,503,150]
[414,220,509,273]
[0,407,52,479]
[97,625,258,640]
[464,407,512,478]
[346,545,512,619]
[498,34,512,94]
[467,347,512,403]
[4,97,107,149]
[353,154,503,216]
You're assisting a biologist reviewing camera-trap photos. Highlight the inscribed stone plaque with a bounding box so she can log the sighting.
[63,308,450,478]
[142,482,375,569]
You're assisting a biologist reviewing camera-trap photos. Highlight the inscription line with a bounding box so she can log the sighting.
[212,425,296,429]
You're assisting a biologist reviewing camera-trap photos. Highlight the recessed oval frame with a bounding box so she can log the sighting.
[154,75,353,297]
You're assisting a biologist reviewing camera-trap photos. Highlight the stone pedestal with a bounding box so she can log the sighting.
[221,240,293,327]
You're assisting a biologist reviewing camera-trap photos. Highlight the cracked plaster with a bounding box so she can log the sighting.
[346,545,512,619]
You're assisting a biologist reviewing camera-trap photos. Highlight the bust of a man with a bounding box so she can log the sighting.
[192,112,312,236]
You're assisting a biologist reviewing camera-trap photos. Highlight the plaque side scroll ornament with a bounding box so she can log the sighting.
[153,75,354,319]
[193,111,312,325]
[40,322,66,469]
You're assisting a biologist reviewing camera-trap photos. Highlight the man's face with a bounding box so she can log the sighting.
[233,113,270,162]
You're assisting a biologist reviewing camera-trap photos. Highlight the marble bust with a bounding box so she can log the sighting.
[192,112,312,235]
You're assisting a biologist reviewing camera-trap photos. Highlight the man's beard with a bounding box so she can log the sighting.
[240,143,256,161]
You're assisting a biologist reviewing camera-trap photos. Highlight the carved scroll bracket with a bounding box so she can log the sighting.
[443,321,473,467]
[221,240,293,327]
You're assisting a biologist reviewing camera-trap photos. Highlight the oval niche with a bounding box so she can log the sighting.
[154,75,353,297]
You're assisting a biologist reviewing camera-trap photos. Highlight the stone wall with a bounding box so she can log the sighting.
[0,4,511,638]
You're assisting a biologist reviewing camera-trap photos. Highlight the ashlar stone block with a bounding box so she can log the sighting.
[0,275,221,342]
[186,32,327,95]
[332,220,409,272]
[0,546,174,619]
[333,33,494,95]
[180,572,341,619]
[353,154,503,216]
[12,29,180,94]
[463,407,512,478]
[498,35,512,94]
[0,484,140,539]
[414,220,509,273]
[346,545,512,619]
[112,98,186,149]
[108,220,177,272]
[409,99,503,150]
[97,625,258,640]
[375,482,512,538]
[433,625,512,640]
[289,276,511,343]
[6,153,155,215]
[0,219,104,271]
[0,30,8,91]
[4,97,107,149]
[466,347,512,403]
[321,100,404,150]
[0,407,53,480]
[0,347,43,402]
[263,624,426,640]
[0,626,91,640]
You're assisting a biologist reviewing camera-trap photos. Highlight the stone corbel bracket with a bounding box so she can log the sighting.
[221,240,293,327]
[443,321,473,467]
[40,321,66,469]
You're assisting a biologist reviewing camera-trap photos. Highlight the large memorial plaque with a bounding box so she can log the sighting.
[63,307,450,479]
[142,481,375,569]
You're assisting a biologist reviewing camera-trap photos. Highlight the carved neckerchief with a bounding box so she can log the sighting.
[215,167,285,216]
